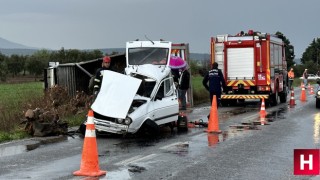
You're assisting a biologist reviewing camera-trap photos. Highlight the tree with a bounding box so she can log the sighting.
[26,55,46,80]
[275,31,295,69]
[0,52,7,81]
[5,54,25,77]
[301,38,320,68]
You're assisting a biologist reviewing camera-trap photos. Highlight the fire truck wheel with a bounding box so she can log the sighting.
[270,91,279,106]
[279,90,287,103]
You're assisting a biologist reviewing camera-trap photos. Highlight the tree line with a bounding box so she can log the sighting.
[0,48,109,82]
[298,38,320,77]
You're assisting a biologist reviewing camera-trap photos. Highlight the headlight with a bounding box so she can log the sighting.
[124,117,132,125]
[117,118,124,124]
[317,91,320,96]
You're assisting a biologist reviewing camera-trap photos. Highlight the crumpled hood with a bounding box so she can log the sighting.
[91,70,142,119]
[125,64,171,82]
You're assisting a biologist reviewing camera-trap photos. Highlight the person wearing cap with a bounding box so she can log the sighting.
[93,56,112,96]
[302,69,308,87]
[288,68,295,90]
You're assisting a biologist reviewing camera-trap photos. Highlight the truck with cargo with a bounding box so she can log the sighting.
[211,30,288,106]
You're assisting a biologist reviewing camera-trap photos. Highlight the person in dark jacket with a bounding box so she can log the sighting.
[178,66,190,110]
[93,56,112,96]
[202,62,226,107]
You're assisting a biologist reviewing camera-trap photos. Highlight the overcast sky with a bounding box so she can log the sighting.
[1,0,319,59]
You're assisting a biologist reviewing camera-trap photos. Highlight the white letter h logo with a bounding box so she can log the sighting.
[300,154,313,170]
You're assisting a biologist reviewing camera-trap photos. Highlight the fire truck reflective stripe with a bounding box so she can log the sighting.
[221,95,269,99]
[85,130,96,137]
[227,80,255,86]
[267,69,271,85]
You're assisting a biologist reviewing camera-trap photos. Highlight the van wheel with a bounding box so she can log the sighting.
[78,123,86,136]
[316,99,320,108]
[139,120,160,136]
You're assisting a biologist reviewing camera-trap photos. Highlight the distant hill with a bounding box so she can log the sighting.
[0,37,33,49]
[0,37,210,61]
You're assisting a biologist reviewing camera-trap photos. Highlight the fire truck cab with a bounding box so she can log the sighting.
[211,30,288,106]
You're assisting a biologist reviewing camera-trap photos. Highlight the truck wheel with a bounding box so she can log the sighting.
[279,90,287,103]
[270,91,279,106]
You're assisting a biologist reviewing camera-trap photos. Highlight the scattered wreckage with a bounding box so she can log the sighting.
[22,108,68,137]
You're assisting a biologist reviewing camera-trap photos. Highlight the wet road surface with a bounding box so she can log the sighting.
[0,87,319,179]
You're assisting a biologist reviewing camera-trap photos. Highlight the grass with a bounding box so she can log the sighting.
[192,75,210,105]
[0,82,43,110]
[0,82,93,143]
[0,82,43,142]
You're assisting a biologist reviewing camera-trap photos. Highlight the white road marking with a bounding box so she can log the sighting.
[115,154,159,166]
[159,141,189,150]
[115,155,143,166]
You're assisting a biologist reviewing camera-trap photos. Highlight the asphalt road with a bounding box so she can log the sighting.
[0,87,320,180]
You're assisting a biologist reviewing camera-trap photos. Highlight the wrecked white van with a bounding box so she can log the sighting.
[90,40,180,135]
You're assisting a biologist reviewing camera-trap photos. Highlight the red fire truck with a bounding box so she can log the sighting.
[210,30,288,106]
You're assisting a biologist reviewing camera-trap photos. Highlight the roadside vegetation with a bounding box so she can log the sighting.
[0,81,90,143]
[0,82,42,142]
[0,75,208,143]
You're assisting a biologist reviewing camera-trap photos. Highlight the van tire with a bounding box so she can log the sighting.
[139,120,160,136]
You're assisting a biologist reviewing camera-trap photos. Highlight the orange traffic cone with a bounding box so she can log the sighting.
[300,84,307,101]
[259,98,267,117]
[289,88,296,108]
[207,133,219,147]
[205,95,221,133]
[308,83,311,91]
[310,86,315,95]
[260,113,266,125]
[73,110,106,177]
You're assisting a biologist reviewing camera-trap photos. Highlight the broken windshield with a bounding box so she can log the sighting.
[133,74,157,98]
[128,47,169,65]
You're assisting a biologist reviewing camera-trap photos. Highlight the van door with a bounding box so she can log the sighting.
[152,77,179,125]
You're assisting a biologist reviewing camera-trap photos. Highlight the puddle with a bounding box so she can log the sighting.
[128,165,146,173]
[228,108,258,115]
[265,108,287,121]
[229,125,260,130]
[162,142,189,156]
